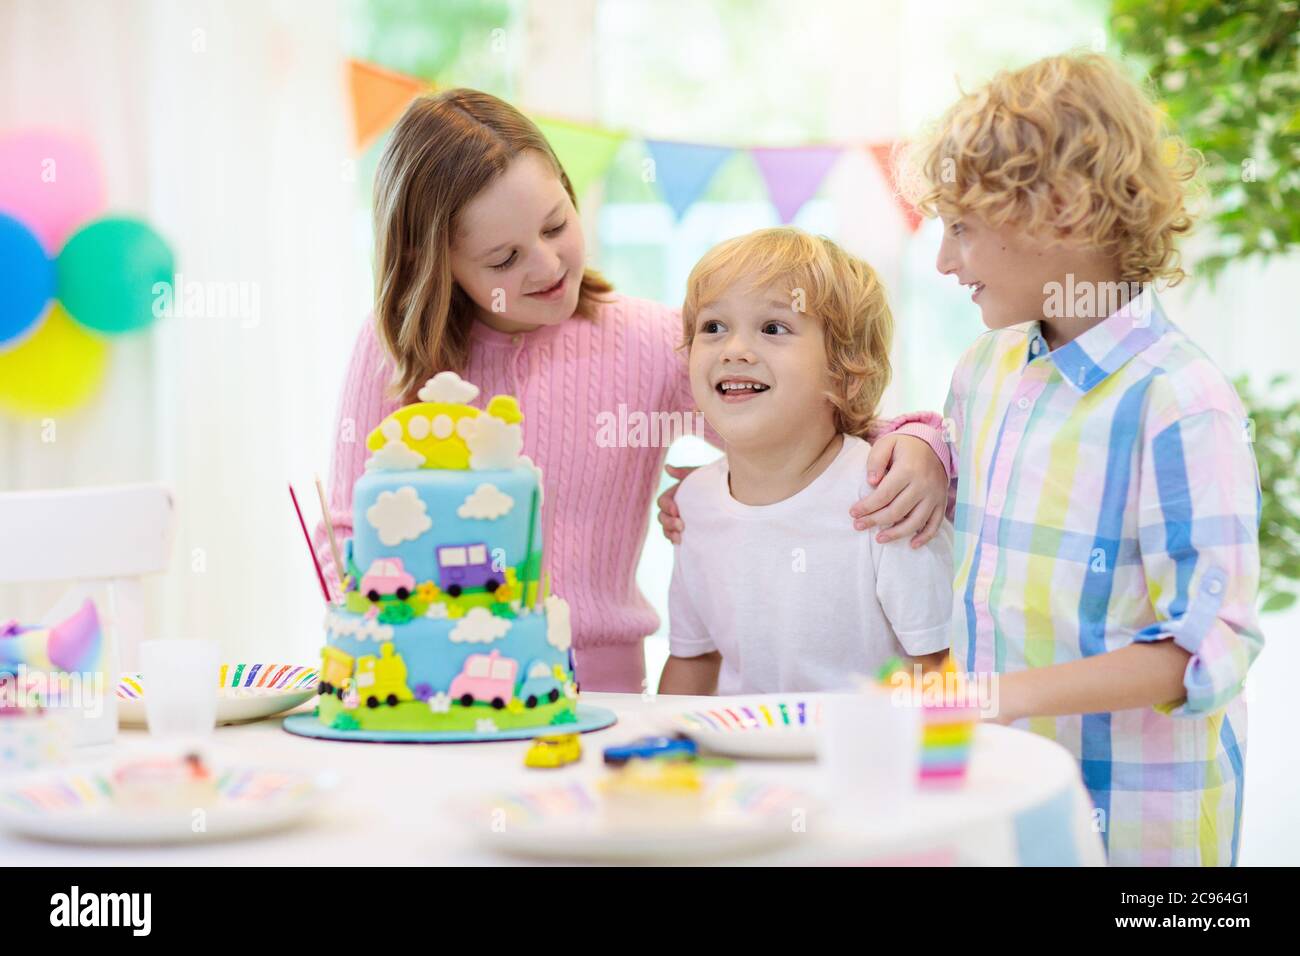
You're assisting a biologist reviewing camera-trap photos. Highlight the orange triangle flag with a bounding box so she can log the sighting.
[348,59,430,151]
[867,143,922,233]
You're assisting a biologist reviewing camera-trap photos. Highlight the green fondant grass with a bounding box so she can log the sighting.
[317,692,575,733]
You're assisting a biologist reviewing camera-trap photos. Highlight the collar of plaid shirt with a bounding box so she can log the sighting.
[1023,287,1172,392]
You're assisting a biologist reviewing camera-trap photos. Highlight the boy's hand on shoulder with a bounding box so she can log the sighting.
[852,435,948,547]
[657,464,696,544]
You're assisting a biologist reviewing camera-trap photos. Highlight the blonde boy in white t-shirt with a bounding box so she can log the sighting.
[659,228,953,695]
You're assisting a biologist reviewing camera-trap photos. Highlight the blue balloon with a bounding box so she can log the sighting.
[0,213,54,348]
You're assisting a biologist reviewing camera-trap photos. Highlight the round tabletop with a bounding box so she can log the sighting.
[0,692,1105,866]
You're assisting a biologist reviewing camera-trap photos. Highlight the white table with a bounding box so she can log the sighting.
[3,693,1105,865]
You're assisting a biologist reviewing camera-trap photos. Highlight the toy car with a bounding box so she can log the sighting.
[602,734,698,766]
[525,733,582,769]
[360,558,416,602]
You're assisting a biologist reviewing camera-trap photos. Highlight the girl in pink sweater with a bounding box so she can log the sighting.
[317,89,948,692]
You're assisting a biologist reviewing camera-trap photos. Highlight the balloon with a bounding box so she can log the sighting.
[0,130,105,253]
[0,214,55,348]
[0,303,109,417]
[57,217,175,335]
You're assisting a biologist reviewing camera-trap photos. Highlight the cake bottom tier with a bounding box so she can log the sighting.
[318,606,576,734]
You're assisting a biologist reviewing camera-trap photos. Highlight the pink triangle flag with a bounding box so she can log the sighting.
[749,146,843,223]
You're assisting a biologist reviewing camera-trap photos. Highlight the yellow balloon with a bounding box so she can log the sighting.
[0,302,109,417]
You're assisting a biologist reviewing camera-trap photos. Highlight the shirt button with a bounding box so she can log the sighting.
[1017,397,1031,410]
[1205,578,1223,595]
[512,334,523,346]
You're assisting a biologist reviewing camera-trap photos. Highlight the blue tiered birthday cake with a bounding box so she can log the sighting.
[316,372,576,735]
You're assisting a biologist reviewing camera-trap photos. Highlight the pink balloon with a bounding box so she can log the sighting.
[0,130,105,254]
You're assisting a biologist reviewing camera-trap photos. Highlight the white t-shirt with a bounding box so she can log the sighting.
[668,435,954,694]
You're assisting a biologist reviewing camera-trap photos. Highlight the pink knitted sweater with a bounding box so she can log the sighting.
[315,293,946,692]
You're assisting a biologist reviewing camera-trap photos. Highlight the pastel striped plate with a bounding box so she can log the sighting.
[672,695,824,759]
[0,763,333,844]
[117,663,319,727]
[452,777,812,862]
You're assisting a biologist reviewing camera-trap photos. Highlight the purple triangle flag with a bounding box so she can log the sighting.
[750,147,843,223]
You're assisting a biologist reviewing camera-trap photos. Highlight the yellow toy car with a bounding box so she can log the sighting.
[524,733,581,769]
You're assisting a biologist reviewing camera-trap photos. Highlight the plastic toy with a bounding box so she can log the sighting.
[603,734,698,766]
[525,733,581,768]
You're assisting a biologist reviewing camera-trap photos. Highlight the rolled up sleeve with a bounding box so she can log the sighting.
[1134,405,1264,716]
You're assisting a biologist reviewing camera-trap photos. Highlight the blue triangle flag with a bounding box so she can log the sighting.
[644,141,735,220]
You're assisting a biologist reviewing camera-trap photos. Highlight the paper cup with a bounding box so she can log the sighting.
[818,685,920,822]
[139,640,220,739]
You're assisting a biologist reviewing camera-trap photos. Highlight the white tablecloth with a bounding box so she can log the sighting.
[2,692,1106,865]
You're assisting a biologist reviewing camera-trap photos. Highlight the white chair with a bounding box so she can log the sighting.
[0,483,175,743]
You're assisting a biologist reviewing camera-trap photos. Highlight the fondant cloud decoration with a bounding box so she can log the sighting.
[544,595,571,652]
[418,371,479,405]
[365,486,432,546]
[449,606,512,644]
[365,439,426,472]
[457,483,514,520]
[460,413,523,470]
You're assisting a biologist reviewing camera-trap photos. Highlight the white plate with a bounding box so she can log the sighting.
[672,695,824,759]
[454,777,811,863]
[0,763,332,845]
[116,663,319,727]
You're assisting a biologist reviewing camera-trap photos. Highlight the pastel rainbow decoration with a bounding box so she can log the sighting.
[677,699,821,733]
[0,600,102,675]
[116,662,320,700]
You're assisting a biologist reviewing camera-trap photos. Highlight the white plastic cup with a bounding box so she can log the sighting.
[819,683,920,824]
[140,640,220,739]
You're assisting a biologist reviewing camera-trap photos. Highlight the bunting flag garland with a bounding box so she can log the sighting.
[535,118,626,202]
[643,141,736,221]
[867,143,921,233]
[348,59,430,151]
[345,58,922,233]
[750,146,845,224]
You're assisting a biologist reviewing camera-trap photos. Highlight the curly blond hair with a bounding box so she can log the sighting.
[899,52,1202,285]
[681,227,894,440]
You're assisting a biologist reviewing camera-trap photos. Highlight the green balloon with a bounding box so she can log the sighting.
[57,217,175,335]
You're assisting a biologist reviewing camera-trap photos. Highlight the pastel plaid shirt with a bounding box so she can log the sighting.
[940,292,1263,866]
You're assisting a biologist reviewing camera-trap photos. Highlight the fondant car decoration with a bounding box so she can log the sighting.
[517,660,564,709]
[319,646,355,699]
[525,733,581,769]
[603,734,698,767]
[449,649,517,709]
[360,558,416,603]
[354,642,413,708]
[436,543,501,597]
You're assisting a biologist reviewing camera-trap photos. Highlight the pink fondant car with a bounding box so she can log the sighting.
[449,650,518,709]
[360,558,416,603]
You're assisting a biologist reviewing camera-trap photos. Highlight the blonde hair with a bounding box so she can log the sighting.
[681,228,894,440]
[373,89,614,401]
[900,52,1201,285]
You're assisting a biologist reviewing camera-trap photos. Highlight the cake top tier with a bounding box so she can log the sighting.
[365,372,524,473]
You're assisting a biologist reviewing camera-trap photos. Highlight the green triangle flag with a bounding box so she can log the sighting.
[535,118,625,203]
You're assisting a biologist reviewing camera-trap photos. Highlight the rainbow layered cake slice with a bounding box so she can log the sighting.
[317,372,577,735]
[879,656,978,786]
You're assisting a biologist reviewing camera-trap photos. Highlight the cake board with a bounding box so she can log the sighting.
[282,704,617,743]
